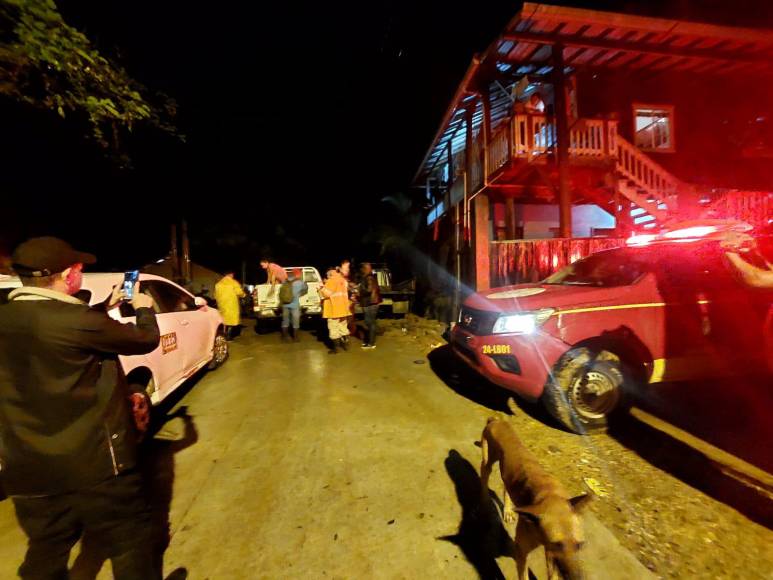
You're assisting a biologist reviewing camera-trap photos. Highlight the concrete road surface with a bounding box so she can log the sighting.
[0,328,764,579]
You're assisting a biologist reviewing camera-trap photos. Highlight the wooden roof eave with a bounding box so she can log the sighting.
[412,56,482,185]
[499,29,773,69]
[518,2,773,45]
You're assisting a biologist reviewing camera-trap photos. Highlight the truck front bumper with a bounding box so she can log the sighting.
[450,326,569,401]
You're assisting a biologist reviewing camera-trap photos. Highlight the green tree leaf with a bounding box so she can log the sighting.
[0,0,181,156]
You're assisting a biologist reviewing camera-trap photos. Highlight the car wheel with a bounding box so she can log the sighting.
[208,330,229,370]
[542,348,628,434]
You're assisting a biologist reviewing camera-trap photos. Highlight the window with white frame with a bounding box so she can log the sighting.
[634,105,674,152]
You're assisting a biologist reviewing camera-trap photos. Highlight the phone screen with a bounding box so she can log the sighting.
[123,270,140,300]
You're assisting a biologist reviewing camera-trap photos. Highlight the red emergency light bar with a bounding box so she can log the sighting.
[626,221,753,247]
[663,226,718,239]
[626,234,657,246]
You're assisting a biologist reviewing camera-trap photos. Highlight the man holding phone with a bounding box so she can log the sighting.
[0,237,161,579]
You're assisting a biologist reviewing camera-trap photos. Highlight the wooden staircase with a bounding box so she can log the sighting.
[613,136,692,230]
[470,112,769,232]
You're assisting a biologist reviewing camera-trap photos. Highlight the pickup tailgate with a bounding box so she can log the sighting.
[253,281,323,313]
[254,284,279,311]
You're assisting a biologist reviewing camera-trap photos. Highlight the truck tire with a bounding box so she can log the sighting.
[542,348,629,434]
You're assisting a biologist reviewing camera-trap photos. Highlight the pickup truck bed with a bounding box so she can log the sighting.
[252,266,323,320]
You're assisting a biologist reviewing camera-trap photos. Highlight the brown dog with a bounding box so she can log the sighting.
[480,417,592,580]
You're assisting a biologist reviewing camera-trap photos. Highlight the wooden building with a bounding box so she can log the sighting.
[414,3,773,293]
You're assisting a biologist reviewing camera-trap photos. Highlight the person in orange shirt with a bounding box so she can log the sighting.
[319,267,350,354]
[338,258,357,340]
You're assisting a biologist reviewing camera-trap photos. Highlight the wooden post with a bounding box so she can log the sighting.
[553,44,572,239]
[473,194,491,291]
[446,141,453,184]
[453,203,461,319]
[505,198,516,239]
[481,84,492,181]
[464,104,475,195]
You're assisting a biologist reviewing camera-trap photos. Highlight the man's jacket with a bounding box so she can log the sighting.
[321,273,349,318]
[0,287,160,496]
[358,273,382,307]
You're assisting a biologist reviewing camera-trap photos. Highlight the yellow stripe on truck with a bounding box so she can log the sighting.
[552,302,667,316]
[552,299,710,317]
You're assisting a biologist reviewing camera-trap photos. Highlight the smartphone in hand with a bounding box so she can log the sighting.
[123,270,140,300]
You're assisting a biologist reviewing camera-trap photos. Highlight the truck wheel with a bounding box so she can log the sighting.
[254,319,270,334]
[208,330,229,370]
[542,348,628,434]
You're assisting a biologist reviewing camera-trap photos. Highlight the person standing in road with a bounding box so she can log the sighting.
[280,268,308,342]
[214,271,246,340]
[339,258,357,341]
[260,258,287,297]
[319,266,350,354]
[358,262,381,350]
[0,237,161,580]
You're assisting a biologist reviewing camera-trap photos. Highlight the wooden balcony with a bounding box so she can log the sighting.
[451,113,619,197]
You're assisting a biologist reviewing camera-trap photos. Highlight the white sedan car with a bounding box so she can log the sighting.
[0,273,228,404]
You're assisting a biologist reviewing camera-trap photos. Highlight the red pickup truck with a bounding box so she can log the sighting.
[451,225,772,433]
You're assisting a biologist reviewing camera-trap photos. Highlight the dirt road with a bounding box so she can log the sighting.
[0,322,769,579]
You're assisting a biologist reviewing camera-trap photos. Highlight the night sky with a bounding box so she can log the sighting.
[2,0,771,279]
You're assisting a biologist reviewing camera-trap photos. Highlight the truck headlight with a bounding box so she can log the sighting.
[492,308,554,335]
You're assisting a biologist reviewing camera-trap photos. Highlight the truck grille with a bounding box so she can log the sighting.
[459,306,498,336]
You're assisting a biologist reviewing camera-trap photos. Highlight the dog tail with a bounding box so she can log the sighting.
[506,397,518,416]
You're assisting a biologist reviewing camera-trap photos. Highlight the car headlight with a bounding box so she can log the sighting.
[492,308,554,335]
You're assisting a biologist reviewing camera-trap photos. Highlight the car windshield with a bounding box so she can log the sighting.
[543,250,647,287]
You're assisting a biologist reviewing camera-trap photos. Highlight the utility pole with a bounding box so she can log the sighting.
[553,43,572,239]
[170,224,180,281]
[181,220,191,285]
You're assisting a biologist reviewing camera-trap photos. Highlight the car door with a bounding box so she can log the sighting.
[145,280,212,376]
[652,248,718,380]
[655,244,755,379]
[138,280,194,398]
[698,247,772,370]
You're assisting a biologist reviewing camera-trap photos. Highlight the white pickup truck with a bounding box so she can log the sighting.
[353,265,414,316]
[252,266,323,329]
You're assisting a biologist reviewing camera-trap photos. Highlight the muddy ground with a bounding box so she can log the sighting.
[384,314,773,580]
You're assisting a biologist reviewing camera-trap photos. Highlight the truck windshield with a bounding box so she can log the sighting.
[543,250,647,287]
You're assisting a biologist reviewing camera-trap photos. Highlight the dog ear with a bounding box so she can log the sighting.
[515,506,541,525]
[570,493,593,512]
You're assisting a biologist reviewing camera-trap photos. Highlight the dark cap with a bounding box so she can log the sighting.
[12,237,96,277]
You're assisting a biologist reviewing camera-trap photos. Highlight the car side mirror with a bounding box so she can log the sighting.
[194,296,208,308]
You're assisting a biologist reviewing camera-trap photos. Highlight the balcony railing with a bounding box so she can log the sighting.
[616,135,683,209]
[444,113,619,202]
[489,122,510,173]
[704,190,773,228]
